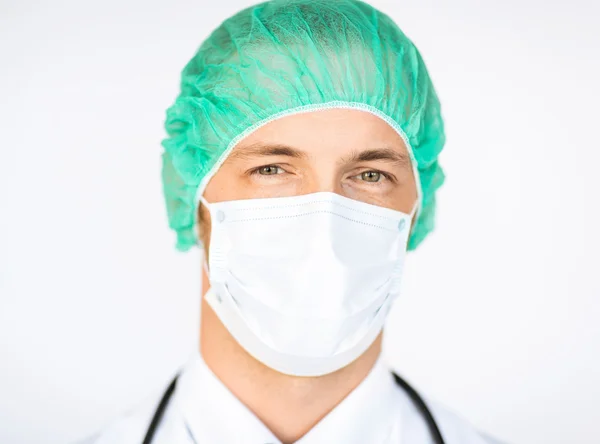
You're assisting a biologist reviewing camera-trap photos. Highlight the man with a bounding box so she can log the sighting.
[90,0,501,442]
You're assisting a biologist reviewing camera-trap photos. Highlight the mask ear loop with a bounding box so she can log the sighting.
[201,255,211,299]
[199,195,211,210]
[407,200,419,237]
[202,256,210,276]
[198,195,212,275]
[409,201,419,219]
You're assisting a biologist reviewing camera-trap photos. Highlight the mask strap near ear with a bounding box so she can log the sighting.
[199,195,211,210]
[409,200,419,219]
[196,194,211,249]
[198,194,211,274]
[202,257,210,276]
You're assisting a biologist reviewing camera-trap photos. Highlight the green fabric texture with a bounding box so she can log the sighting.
[161,0,446,251]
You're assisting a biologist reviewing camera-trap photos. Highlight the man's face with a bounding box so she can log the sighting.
[199,108,418,255]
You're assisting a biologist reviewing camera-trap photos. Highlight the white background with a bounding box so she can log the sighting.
[1,0,599,443]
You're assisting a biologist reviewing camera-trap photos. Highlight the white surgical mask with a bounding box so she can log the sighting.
[199,191,415,377]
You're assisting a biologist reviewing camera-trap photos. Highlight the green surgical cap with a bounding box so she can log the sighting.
[161,0,446,251]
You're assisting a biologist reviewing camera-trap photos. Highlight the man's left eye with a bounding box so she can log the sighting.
[257,165,283,175]
[360,171,382,182]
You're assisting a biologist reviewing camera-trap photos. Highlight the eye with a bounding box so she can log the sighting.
[360,171,382,182]
[254,165,284,176]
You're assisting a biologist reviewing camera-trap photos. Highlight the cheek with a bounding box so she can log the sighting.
[341,178,417,214]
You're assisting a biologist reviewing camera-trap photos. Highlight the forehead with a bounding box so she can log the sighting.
[232,108,409,157]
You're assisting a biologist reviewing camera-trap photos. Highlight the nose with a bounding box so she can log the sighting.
[300,163,345,196]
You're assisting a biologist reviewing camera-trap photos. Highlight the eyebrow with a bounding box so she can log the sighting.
[229,143,308,160]
[229,143,411,168]
[341,148,411,168]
